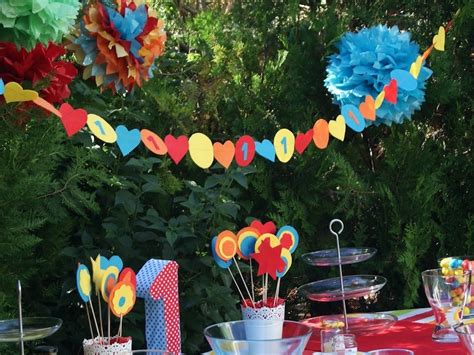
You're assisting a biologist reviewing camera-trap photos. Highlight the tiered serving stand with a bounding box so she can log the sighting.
[0,281,62,354]
[298,219,397,335]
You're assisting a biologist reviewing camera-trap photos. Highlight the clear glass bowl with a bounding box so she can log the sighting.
[302,247,377,266]
[130,351,182,354]
[0,317,62,342]
[454,323,474,353]
[298,275,387,302]
[303,312,397,335]
[204,320,312,354]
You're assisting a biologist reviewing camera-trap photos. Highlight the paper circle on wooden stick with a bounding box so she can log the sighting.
[211,236,233,269]
[189,133,214,169]
[100,266,119,303]
[76,264,91,303]
[109,281,136,317]
[215,230,237,261]
[276,249,293,278]
[118,267,136,288]
[277,225,299,254]
[254,233,280,252]
[237,227,259,259]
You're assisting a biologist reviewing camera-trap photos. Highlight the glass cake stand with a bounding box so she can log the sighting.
[298,220,396,336]
[0,281,62,354]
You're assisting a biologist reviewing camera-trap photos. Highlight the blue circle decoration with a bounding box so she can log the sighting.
[276,225,299,254]
[324,25,432,127]
[211,236,232,269]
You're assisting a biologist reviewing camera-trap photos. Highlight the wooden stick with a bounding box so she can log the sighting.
[265,274,269,303]
[97,293,104,338]
[249,259,255,301]
[273,278,281,307]
[227,268,246,302]
[108,305,111,344]
[88,300,100,338]
[85,302,94,339]
[233,257,255,306]
[262,275,265,303]
[119,315,123,337]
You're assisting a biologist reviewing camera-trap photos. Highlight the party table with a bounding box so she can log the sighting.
[303,308,468,354]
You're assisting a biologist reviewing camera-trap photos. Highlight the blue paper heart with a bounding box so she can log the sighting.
[390,69,417,91]
[109,255,123,273]
[255,139,276,162]
[116,125,141,156]
[0,78,4,95]
[341,104,366,132]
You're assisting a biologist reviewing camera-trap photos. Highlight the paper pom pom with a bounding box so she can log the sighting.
[69,0,166,92]
[325,25,432,126]
[0,41,77,104]
[0,0,81,50]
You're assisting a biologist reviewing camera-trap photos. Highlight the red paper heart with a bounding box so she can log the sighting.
[383,79,398,104]
[164,135,189,164]
[295,129,314,154]
[250,220,277,235]
[59,103,87,137]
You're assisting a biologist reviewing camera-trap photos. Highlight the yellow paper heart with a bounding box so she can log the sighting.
[4,82,39,103]
[409,55,423,79]
[375,91,385,109]
[328,115,346,141]
[433,26,445,51]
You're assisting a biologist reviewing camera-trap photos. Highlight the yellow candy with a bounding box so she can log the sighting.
[464,307,470,316]
[440,258,452,268]
[455,269,464,276]
[451,290,458,297]
[454,311,460,322]
[442,267,449,275]
[457,276,465,284]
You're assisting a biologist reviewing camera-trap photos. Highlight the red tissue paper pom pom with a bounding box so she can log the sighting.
[0,41,77,104]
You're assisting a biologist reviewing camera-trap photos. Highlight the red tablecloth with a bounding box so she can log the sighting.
[303,320,468,354]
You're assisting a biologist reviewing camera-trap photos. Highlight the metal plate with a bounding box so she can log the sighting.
[301,248,377,266]
[0,317,62,342]
[303,312,397,336]
[298,275,387,302]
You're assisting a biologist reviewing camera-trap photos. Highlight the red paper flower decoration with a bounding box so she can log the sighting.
[251,238,286,280]
[0,41,77,104]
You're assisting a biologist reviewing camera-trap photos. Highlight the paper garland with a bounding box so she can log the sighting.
[0,25,445,169]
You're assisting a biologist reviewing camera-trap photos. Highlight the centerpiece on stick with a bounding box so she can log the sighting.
[211,220,299,342]
[76,254,136,354]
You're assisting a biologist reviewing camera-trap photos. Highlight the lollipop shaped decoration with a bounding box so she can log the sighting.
[109,281,136,337]
[277,225,299,254]
[237,227,259,300]
[76,263,100,339]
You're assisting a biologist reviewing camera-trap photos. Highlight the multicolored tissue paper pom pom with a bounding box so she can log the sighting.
[0,0,81,50]
[69,0,167,92]
[325,25,432,126]
[0,41,77,104]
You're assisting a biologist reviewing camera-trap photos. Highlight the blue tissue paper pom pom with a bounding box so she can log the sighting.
[324,25,432,127]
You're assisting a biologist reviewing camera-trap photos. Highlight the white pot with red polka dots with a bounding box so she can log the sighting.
[83,336,132,354]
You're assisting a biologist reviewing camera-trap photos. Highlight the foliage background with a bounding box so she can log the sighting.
[0,0,472,353]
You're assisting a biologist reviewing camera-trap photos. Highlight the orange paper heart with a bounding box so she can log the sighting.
[213,141,235,169]
[4,82,38,103]
[359,95,376,121]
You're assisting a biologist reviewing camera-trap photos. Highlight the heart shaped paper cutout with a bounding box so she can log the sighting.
[0,79,4,95]
[409,55,423,79]
[213,141,235,169]
[165,135,189,164]
[33,97,62,117]
[59,103,88,137]
[313,119,329,149]
[116,125,141,156]
[295,129,313,155]
[250,220,277,235]
[359,95,375,121]
[383,79,398,104]
[374,91,385,109]
[3,82,38,103]
[433,26,445,51]
[255,139,275,162]
[328,115,346,141]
